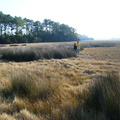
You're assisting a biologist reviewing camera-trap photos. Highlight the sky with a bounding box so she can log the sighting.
[0,0,120,40]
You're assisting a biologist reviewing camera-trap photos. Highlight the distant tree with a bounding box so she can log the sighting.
[14,16,24,33]
[0,11,4,35]
[23,18,34,35]
[42,19,53,32]
[57,24,79,41]
[80,34,94,40]
[33,21,43,37]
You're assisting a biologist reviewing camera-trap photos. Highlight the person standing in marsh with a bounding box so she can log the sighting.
[74,43,77,50]
[76,41,80,53]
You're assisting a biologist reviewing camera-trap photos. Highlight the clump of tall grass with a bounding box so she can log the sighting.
[14,109,40,120]
[73,71,120,120]
[0,113,16,120]
[1,69,61,101]
[0,45,76,62]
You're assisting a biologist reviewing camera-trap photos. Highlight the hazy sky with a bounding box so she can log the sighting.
[0,0,120,40]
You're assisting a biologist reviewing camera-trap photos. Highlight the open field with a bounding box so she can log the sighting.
[0,41,120,120]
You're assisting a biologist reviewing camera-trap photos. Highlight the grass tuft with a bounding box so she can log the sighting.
[83,71,120,120]
[1,69,61,102]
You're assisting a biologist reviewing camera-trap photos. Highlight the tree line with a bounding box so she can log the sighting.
[0,11,94,44]
[0,11,81,44]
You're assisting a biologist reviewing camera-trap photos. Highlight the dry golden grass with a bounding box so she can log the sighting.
[0,41,120,120]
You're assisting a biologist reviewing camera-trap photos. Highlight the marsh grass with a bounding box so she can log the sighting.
[0,41,117,62]
[75,72,120,120]
[0,45,76,62]
[0,40,120,120]
[1,69,61,102]
[80,41,117,48]
[0,68,120,120]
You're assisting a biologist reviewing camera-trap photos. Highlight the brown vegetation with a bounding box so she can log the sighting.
[0,41,120,120]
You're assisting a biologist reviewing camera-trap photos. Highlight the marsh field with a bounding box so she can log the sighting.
[0,40,120,120]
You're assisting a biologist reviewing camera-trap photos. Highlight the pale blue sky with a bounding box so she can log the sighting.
[0,0,120,40]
